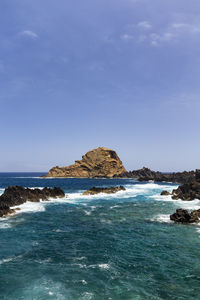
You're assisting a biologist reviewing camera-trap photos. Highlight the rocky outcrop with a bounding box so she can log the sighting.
[170,209,200,224]
[171,170,200,200]
[83,186,126,195]
[43,147,126,178]
[118,167,196,184]
[0,186,65,217]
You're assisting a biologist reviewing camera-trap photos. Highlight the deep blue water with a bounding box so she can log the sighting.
[0,173,200,299]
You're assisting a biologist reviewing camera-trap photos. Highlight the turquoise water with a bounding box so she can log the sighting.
[0,173,200,299]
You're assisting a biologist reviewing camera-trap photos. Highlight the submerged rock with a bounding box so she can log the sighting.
[170,208,200,224]
[42,147,126,178]
[83,186,126,195]
[160,190,171,196]
[0,186,65,217]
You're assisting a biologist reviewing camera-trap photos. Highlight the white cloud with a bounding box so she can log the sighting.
[20,30,38,39]
[171,22,200,34]
[120,34,133,41]
[172,23,187,29]
[137,21,152,30]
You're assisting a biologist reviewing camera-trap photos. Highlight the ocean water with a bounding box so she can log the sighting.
[0,173,200,299]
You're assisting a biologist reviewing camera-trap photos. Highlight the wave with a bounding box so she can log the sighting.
[0,182,178,221]
[0,188,4,196]
[150,214,172,223]
[0,221,12,229]
[12,201,46,214]
[151,194,200,210]
[0,257,14,265]
[0,254,22,265]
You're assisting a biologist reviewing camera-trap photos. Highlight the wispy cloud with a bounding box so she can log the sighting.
[120,34,133,41]
[171,22,200,34]
[120,19,200,46]
[20,30,38,39]
[137,21,152,30]
[147,21,200,46]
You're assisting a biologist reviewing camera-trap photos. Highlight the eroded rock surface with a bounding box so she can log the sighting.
[170,209,200,224]
[43,147,126,178]
[0,186,65,217]
[83,186,126,195]
[171,170,200,200]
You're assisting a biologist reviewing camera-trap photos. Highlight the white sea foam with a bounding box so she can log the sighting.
[0,257,14,264]
[195,226,200,234]
[81,292,94,300]
[151,214,172,223]
[0,188,4,196]
[12,201,46,214]
[55,182,169,203]
[0,254,22,265]
[0,222,12,229]
[149,194,173,201]
[151,194,200,210]
[84,210,91,215]
[98,263,110,270]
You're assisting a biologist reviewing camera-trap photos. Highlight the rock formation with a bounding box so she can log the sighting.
[170,209,200,224]
[43,147,126,178]
[0,186,65,217]
[118,167,196,183]
[171,170,200,200]
[83,186,126,195]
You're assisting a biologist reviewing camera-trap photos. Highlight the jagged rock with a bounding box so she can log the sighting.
[171,175,200,200]
[0,186,65,217]
[83,186,126,195]
[170,209,200,224]
[118,167,196,184]
[160,190,171,196]
[43,147,126,178]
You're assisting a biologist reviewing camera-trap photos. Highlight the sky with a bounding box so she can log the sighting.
[0,0,200,172]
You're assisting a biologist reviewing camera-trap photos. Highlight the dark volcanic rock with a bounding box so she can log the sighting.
[160,190,171,196]
[171,171,200,200]
[117,167,196,184]
[0,186,65,217]
[170,209,200,224]
[83,186,126,195]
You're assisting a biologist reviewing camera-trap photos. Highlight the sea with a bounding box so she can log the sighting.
[0,173,200,300]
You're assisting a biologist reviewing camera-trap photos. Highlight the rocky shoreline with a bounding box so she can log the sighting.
[0,185,127,217]
[159,170,200,224]
[0,186,65,217]
[117,167,196,184]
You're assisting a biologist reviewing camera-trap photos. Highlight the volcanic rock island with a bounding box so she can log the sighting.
[42,147,126,178]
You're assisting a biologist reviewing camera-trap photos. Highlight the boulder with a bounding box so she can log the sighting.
[43,147,126,178]
[160,190,171,196]
[83,186,126,195]
[170,209,200,224]
[172,180,200,201]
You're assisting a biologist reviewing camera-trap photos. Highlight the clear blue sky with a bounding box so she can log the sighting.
[0,0,200,172]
